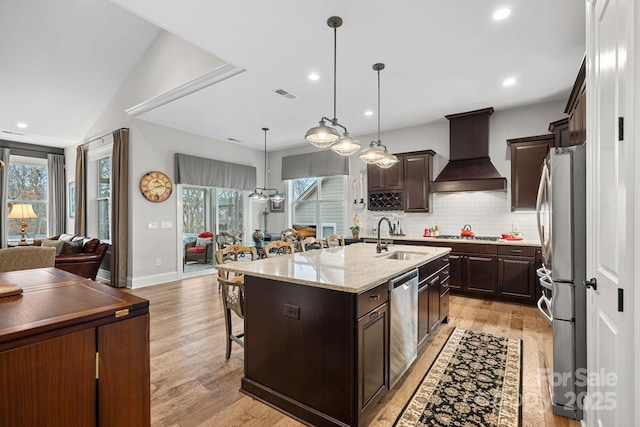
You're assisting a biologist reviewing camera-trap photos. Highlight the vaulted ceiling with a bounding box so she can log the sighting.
[0,0,585,151]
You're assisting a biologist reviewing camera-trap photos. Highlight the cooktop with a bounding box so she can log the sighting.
[436,235,501,241]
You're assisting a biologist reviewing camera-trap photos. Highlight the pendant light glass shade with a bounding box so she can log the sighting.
[249,128,285,203]
[375,151,399,169]
[331,133,361,156]
[358,142,386,164]
[305,120,340,148]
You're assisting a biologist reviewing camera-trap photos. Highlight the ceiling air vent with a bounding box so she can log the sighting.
[2,130,25,136]
[273,88,297,100]
[227,137,242,143]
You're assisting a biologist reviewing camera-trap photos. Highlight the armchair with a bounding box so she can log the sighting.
[184,231,214,264]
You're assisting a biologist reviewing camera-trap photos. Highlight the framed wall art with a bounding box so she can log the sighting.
[270,199,284,213]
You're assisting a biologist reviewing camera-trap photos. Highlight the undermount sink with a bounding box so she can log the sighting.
[376,251,428,261]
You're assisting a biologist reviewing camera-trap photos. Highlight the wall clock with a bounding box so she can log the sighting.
[140,171,173,202]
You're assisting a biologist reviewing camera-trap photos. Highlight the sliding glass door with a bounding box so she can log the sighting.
[181,185,243,274]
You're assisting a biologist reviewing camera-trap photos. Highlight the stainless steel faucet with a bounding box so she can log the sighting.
[377,217,393,253]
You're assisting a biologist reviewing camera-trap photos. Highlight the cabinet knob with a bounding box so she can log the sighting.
[369,310,380,320]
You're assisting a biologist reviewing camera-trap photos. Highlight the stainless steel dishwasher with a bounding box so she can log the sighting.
[389,268,418,388]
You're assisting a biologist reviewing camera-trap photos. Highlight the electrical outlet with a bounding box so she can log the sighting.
[155,258,161,266]
[284,304,299,320]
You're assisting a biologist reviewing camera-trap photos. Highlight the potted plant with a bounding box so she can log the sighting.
[350,214,361,239]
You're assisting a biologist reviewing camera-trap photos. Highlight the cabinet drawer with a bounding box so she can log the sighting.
[497,245,536,257]
[419,271,441,292]
[440,289,450,321]
[418,258,443,282]
[357,283,389,318]
[440,276,450,296]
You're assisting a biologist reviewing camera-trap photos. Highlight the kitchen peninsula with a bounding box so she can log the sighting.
[217,243,450,427]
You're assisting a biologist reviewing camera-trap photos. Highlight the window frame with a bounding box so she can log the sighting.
[6,155,49,240]
[289,176,347,238]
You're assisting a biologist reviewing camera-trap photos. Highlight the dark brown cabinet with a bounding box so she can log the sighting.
[566,58,586,146]
[465,253,498,295]
[507,134,554,211]
[367,158,403,191]
[357,301,388,418]
[497,245,537,304]
[417,255,449,348]
[0,269,150,427]
[549,117,570,148]
[403,151,435,212]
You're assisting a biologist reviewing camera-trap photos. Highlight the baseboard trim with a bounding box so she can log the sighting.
[129,272,178,289]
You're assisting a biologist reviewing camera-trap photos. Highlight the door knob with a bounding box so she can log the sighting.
[584,277,598,290]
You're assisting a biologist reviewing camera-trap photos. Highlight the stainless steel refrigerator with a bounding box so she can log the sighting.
[536,144,587,420]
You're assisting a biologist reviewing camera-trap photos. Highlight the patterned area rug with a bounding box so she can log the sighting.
[394,328,522,427]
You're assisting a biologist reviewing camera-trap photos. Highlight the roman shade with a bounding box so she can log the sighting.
[175,154,256,191]
[281,151,350,180]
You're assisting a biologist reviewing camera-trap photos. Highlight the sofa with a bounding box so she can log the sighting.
[35,233,110,280]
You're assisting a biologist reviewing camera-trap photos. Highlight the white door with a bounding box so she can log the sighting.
[585,0,635,425]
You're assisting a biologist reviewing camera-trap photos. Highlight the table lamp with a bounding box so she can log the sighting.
[8,203,38,245]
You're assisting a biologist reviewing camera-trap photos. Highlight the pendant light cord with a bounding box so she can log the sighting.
[263,128,268,188]
[377,67,381,143]
[333,25,337,121]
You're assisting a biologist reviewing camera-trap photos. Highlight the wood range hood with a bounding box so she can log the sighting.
[431,107,507,193]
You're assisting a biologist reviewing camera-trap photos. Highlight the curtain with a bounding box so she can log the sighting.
[0,148,9,248]
[47,154,65,236]
[74,145,86,236]
[281,151,350,180]
[111,129,129,288]
[175,153,256,191]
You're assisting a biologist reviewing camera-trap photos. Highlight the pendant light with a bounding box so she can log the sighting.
[358,63,398,168]
[249,128,286,203]
[305,16,361,155]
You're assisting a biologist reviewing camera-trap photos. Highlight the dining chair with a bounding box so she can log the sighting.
[218,275,245,359]
[263,241,294,258]
[215,232,237,251]
[215,244,258,288]
[301,237,325,252]
[282,231,304,252]
[325,234,345,248]
[280,228,296,241]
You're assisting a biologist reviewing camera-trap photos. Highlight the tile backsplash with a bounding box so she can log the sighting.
[359,191,538,240]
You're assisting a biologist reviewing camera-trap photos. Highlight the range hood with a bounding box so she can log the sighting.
[431,107,507,193]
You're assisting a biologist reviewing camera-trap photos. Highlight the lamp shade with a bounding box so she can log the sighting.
[8,203,37,219]
[375,151,400,169]
[358,143,386,164]
[331,134,361,156]
[305,121,340,148]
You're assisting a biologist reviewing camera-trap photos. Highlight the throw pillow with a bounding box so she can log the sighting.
[195,237,212,247]
[61,240,84,255]
[198,231,213,238]
[82,238,101,253]
[42,239,64,254]
[58,233,76,242]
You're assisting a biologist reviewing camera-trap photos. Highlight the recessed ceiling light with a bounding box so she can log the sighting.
[503,77,516,87]
[308,73,320,81]
[364,110,374,116]
[16,122,27,129]
[493,8,511,20]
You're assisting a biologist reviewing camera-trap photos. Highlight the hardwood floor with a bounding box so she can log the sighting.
[130,276,580,427]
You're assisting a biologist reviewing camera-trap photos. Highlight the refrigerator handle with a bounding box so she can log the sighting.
[536,161,549,262]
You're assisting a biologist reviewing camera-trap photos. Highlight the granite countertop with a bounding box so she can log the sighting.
[216,243,450,294]
[360,234,541,247]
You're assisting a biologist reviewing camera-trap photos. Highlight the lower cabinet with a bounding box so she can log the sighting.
[417,256,450,348]
[357,301,388,418]
[497,245,537,304]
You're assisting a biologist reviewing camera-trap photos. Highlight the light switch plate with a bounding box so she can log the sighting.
[147,222,158,229]
[161,221,172,229]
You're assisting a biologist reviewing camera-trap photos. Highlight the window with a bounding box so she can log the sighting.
[97,156,111,241]
[7,156,48,240]
[290,176,346,238]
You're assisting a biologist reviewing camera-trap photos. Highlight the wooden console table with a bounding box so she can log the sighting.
[0,268,150,426]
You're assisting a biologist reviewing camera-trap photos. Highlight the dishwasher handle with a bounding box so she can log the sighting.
[390,269,418,289]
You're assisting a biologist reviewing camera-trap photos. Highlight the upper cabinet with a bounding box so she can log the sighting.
[565,57,587,146]
[403,151,435,213]
[548,117,570,148]
[367,158,404,191]
[367,150,435,212]
[507,134,554,211]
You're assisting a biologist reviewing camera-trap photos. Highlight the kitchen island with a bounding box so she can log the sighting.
[217,243,450,427]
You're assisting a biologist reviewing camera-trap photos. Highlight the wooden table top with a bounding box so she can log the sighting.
[0,268,149,348]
